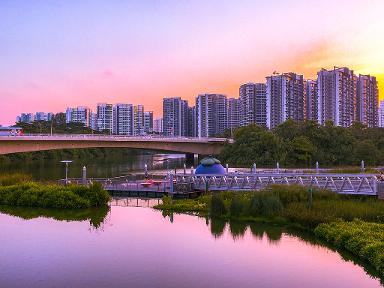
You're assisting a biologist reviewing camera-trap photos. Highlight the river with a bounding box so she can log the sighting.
[0,153,383,287]
[0,152,187,180]
[0,202,382,288]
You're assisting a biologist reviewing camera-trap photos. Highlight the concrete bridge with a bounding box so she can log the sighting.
[0,135,230,156]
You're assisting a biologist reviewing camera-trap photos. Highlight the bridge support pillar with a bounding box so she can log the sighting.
[185,153,198,167]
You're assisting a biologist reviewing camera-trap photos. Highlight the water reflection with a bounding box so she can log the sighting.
[0,205,110,230]
[0,203,383,287]
[0,152,186,181]
[210,217,283,242]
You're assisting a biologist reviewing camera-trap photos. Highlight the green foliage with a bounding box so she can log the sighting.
[248,193,283,217]
[282,199,384,228]
[156,185,384,228]
[0,147,138,163]
[315,220,384,275]
[156,194,208,213]
[229,196,244,217]
[0,182,110,209]
[210,193,227,217]
[16,118,98,135]
[0,173,32,186]
[220,120,384,167]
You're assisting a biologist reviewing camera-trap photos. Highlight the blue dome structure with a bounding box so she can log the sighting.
[195,156,226,175]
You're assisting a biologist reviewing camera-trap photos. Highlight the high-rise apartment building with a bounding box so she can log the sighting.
[153,118,163,134]
[196,94,228,137]
[228,98,240,131]
[317,67,357,127]
[163,97,189,137]
[97,103,113,133]
[357,75,378,127]
[133,105,145,136]
[112,104,134,135]
[34,112,54,122]
[305,80,318,121]
[144,111,154,134]
[239,83,267,127]
[66,107,91,127]
[266,73,305,129]
[188,106,197,137]
[16,113,34,123]
[90,112,98,131]
[379,101,384,128]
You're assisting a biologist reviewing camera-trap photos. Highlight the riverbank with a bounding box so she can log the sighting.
[154,185,384,276]
[0,147,141,164]
[0,173,110,209]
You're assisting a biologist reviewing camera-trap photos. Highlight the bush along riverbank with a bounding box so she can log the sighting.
[315,220,384,276]
[0,174,110,209]
[155,185,384,276]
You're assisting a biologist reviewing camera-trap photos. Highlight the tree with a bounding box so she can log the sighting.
[354,140,380,166]
[285,136,316,167]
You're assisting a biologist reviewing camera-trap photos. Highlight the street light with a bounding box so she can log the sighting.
[60,160,73,184]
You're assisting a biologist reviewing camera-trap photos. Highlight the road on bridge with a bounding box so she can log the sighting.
[0,134,232,155]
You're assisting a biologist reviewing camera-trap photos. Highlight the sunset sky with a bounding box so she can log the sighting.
[1,0,384,125]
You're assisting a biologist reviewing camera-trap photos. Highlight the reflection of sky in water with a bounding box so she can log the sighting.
[0,205,381,288]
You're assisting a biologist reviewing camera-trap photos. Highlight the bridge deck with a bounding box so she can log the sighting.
[62,172,379,196]
[0,134,230,155]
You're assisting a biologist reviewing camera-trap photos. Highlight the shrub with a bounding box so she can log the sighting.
[248,193,283,217]
[0,173,32,186]
[0,182,110,209]
[210,193,227,217]
[229,196,244,218]
[315,220,384,275]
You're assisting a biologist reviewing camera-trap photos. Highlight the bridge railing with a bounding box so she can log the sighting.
[175,173,378,195]
[0,134,231,142]
[59,172,379,195]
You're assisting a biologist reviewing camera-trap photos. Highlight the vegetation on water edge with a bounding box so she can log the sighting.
[157,185,384,227]
[0,173,32,186]
[0,147,140,164]
[220,120,384,167]
[315,220,384,276]
[0,181,110,209]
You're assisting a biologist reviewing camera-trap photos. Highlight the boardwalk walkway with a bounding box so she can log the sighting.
[61,172,379,196]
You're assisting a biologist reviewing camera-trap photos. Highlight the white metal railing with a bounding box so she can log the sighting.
[60,172,378,195]
[179,173,378,195]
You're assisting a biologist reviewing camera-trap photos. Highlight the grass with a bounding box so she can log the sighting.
[315,220,384,275]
